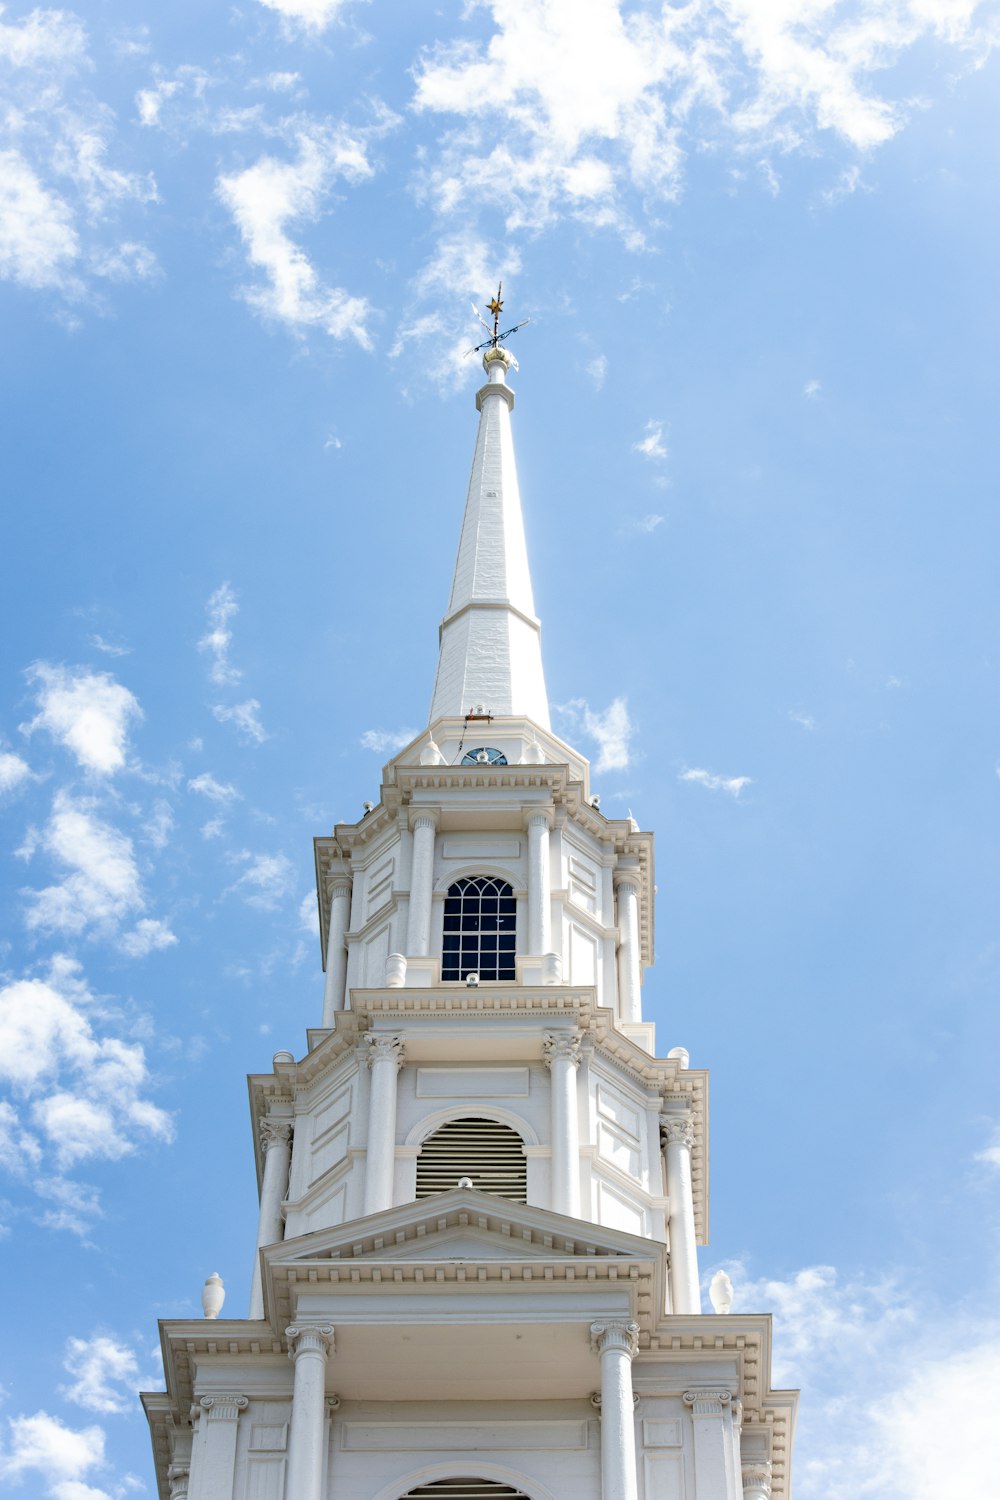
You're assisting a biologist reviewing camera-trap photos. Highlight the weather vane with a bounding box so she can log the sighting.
[467,281,530,355]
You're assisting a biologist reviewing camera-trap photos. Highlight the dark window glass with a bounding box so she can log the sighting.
[441,877,517,981]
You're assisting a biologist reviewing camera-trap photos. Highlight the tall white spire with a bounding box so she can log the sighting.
[429,345,550,729]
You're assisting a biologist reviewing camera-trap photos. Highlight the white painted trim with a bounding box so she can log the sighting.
[404,1102,540,1149]
[371,1460,557,1500]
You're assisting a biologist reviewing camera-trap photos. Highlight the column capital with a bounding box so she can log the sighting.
[543,1029,582,1068]
[326,872,352,899]
[259,1117,293,1151]
[742,1461,772,1497]
[167,1464,190,1500]
[408,807,440,833]
[590,1319,639,1358]
[525,807,554,831]
[613,865,641,893]
[660,1110,695,1149]
[365,1032,405,1071]
[683,1388,732,1416]
[590,1390,641,1411]
[199,1394,248,1422]
[286,1325,335,1360]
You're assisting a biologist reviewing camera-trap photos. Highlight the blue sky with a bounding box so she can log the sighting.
[1,1,999,1495]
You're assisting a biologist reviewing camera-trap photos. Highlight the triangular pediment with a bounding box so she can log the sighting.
[263,1188,664,1271]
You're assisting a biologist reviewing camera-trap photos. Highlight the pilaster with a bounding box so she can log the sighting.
[684,1388,741,1500]
[544,1029,582,1217]
[188,1394,247,1500]
[363,1033,405,1215]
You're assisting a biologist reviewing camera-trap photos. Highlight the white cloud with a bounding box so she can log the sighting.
[974,1127,1000,1169]
[0,10,161,306]
[624,513,664,535]
[35,1174,102,1238]
[0,1410,106,1486]
[257,71,304,93]
[200,817,226,840]
[257,0,358,32]
[52,113,158,218]
[188,772,241,803]
[90,240,158,282]
[225,851,296,910]
[142,799,174,849]
[679,766,752,797]
[633,419,667,461]
[0,1101,41,1174]
[87,635,131,657]
[804,378,822,398]
[788,709,816,730]
[360,727,416,753]
[0,955,172,1179]
[408,0,996,298]
[585,354,608,390]
[716,1256,1000,1500]
[60,1336,140,1415]
[0,751,33,795]
[198,582,242,687]
[117,918,177,959]
[298,891,320,936]
[216,125,376,345]
[22,791,143,939]
[22,663,142,775]
[0,150,80,290]
[0,8,87,69]
[212,699,268,744]
[557,697,634,774]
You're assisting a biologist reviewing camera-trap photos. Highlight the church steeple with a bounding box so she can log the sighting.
[428,345,550,729]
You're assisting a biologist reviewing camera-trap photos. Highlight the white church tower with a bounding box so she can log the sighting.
[143,334,798,1500]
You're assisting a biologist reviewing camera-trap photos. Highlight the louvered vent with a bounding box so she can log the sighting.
[403,1483,530,1499]
[415,1117,527,1202]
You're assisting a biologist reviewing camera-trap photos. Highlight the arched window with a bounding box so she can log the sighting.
[442,876,516,981]
[401,1482,531,1499]
[416,1117,527,1202]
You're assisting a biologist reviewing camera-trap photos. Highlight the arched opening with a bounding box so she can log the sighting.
[415,1117,527,1202]
[401,1483,532,1499]
[441,876,516,981]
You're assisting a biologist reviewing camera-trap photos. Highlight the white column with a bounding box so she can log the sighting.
[543,1030,581,1217]
[614,870,642,1023]
[322,877,351,1024]
[363,1033,404,1215]
[591,1321,639,1500]
[189,1395,246,1500]
[661,1110,700,1315]
[406,813,437,957]
[248,1117,293,1319]
[684,1389,741,1500]
[284,1326,334,1500]
[527,810,552,954]
[167,1458,190,1500]
[742,1460,773,1500]
[168,1422,193,1500]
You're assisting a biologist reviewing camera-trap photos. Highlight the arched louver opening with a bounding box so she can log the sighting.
[442,876,516,981]
[402,1483,531,1499]
[415,1117,527,1202]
